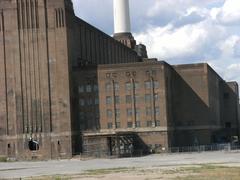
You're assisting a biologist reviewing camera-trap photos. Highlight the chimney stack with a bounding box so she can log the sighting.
[113,0,136,49]
[113,0,131,34]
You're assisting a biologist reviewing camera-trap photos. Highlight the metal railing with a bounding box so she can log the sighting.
[81,143,240,158]
[154,143,240,154]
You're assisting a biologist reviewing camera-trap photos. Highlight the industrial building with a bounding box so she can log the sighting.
[0,0,239,160]
[73,61,239,157]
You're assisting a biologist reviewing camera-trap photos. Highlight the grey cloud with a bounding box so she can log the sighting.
[173,12,205,28]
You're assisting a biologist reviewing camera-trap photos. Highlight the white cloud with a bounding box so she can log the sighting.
[216,0,240,25]
[135,19,225,63]
[132,0,240,85]
[228,63,240,70]
[73,0,240,86]
[219,35,240,57]
[225,63,240,82]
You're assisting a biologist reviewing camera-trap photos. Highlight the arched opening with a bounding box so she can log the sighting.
[28,139,39,151]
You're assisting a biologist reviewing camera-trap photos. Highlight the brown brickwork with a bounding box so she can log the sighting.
[0,0,239,159]
[73,61,239,156]
[0,0,140,160]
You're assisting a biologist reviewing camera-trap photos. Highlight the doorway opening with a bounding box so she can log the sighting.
[28,139,39,151]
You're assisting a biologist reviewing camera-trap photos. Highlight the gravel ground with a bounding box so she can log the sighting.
[1,151,240,179]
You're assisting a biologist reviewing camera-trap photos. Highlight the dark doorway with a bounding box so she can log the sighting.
[28,139,39,151]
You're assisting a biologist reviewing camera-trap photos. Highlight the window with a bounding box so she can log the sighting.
[95,97,99,105]
[86,98,93,106]
[154,93,159,101]
[155,107,160,116]
[136,109,141,121]
[147,121,152,127]
[114,82,120,91]
[107,122,113,129]
[127,108,133,117]
[145,94,151,103]
[114,96,120,104]
[145,81,151,89]
[86,84,92,92]
[105,83,111,92]
[136,121,141,128]
[78,85,84,93]
[107,109,112,118]
[154,81,160,89]
[127,122,133,128]
[93,84,98,92]
[126,95,132,104]
[125,82,132,91]
[115,109,120,118]
[116,122,121,128]
[95,109,100,118]
[156,120,160,127]
[134,82,140,90]
[146,107,152,116]
[79,99,85,106]
[79,112,85,120]
[106,96,112,105]
[134,95,141,103]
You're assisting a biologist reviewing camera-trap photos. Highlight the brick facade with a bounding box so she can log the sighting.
[0,0,239,159]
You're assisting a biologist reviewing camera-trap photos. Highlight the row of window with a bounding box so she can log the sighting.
[105,81,160,92]
[78,81,160,94]
[107,120,161,129]
[79,97,99,106]
[106,107,160,119]
[106,93,159,105]
[78,84,98,93]
[79,111,99,120]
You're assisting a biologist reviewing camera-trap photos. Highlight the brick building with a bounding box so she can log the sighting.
[72,61,239,157]
[0,0,239,160]
[0,0,140,160]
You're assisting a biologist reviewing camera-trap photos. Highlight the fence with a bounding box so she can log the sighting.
[152,143,240,154]
[81,143,240,158]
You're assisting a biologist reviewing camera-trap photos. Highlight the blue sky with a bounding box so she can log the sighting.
[72,0,240,85]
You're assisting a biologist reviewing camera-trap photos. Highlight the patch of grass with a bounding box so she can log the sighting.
[172,165,240,180]
[27,167,137,180]
[83,167,134,176]
[0,156,7,162]
[24,175,70,180]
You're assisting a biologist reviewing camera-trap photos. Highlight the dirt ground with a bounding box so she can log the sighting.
[1,151,240,180]
[25,164,240,180]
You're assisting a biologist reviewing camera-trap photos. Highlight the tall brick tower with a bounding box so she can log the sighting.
[0,0,73,160]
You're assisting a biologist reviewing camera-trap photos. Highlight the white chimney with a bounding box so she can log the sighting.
[113,0,131,34]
